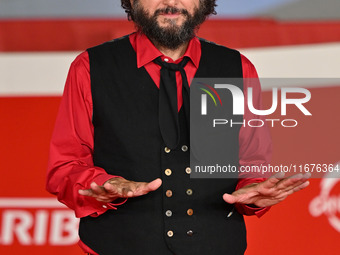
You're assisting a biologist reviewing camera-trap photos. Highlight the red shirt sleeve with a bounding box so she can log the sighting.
[46,51,126,218]
[235,54,272,217]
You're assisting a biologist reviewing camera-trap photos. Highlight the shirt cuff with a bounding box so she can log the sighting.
[234,203,270,217]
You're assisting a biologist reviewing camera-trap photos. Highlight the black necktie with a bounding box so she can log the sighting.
[154,56,190,149]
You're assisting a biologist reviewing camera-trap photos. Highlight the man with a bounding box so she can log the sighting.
[46,0,310,254]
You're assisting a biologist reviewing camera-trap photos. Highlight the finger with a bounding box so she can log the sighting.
[96,197,114,203]
[146,178,163,192]
[292,180,310,193]
[222,192,257,205]
[275,174,304,190]
[282,178,309,193]
[103,182,120,194]
[222,193,237,204]
[104,180,135,198]
[89,182,107,195]
[279,173,311,192]
[127,178,163,197]
[274,180,310,200]
[302,172,312,179]
[120,187,134,197]
[261,172,285,189]
[78,188,94,197]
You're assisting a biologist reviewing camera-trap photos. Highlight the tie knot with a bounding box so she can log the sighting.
[154,57,189,71]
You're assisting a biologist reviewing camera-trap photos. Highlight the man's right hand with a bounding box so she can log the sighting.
[78,177,162,203]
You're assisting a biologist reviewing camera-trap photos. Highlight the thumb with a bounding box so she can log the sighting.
[223,193,238,204]
[146,178,162,191]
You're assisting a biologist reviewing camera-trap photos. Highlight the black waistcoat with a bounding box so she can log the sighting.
[80,35,245,255]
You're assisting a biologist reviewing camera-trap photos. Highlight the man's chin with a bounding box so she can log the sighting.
[157,16,186,27]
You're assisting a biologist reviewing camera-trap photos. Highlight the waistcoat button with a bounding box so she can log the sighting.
[166,190,173,197]
[164,147,171,153]
[181,145,188,152]
[185,167,192,174]
[186,189,193,196]
[165,169,172,176]
[165,210,173,217]
[186,230,194,236]
[167,230,174,237]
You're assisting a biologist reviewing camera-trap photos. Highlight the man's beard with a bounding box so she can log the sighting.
[131,1,207,50]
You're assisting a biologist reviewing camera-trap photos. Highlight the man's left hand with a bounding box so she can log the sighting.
[223,172,311,207]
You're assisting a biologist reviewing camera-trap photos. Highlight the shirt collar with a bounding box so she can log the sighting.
[133,31,201,69]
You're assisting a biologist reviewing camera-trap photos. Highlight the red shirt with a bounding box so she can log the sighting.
[47,31,272,253]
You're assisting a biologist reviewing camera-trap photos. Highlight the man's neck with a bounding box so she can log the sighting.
[152,40,190,61]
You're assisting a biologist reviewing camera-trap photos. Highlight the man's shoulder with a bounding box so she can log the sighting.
[87,34,132,53]
[198,37,240,54]
[198,37,241,63]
